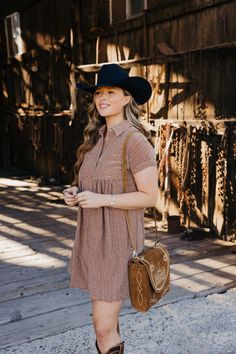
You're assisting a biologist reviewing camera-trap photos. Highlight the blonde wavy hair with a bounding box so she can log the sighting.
[72,90,151,185]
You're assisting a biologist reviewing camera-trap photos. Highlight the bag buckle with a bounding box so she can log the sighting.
[132,248,138,258]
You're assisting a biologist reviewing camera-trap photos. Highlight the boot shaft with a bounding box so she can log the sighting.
[107,341,124,354]
[96,341,124,354]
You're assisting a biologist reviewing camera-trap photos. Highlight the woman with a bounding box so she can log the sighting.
[63,64,158,354]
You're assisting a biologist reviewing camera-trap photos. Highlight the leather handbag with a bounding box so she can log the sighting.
[122,132,170,312]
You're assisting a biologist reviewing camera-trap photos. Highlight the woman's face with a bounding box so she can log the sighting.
[94,86,130,119]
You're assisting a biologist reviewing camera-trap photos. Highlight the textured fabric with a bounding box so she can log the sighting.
[68,120,157,301]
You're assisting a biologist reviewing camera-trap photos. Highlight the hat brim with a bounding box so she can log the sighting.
[76,76,152,105]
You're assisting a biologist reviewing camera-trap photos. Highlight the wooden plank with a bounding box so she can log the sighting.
[171,265,236,293]
[0,264,68,286]
[0,252,68,269]
[0,247,36,261]
[0,225,75,250]
[0,272,70,302]
[0,241,72,261]
[0,225,76,237]
[171,253,236,280]
[0,295,135,350]
[0,223,72,246]
[0,288,90,326]
[0,235,74,249]
[0,215,77,230]
[145,236,235,261]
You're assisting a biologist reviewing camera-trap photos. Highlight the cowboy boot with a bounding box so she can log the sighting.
[96,323,120,353]
[106,341,124,354]
[117,322,120,335]
[96,340,102,354]
[96,340,124,354]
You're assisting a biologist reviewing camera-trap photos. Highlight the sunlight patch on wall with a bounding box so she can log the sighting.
[205,101,215,119]
[106,43,131,62]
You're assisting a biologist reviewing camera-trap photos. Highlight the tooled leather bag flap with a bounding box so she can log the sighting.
[136,244,170,293]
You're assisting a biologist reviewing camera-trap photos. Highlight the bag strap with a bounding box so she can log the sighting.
[122,131,159,257]
[122,132,136,255]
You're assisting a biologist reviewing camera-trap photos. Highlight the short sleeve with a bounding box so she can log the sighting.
[127,133,156,175]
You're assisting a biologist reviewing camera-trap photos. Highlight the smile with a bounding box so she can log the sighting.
[99,104,110,109]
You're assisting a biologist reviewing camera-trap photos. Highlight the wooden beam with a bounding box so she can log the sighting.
[76,40,236,73]
[152,118,236,125]
[75,56,179,73]
[166,41,236,56]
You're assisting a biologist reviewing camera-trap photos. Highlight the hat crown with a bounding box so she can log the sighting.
[97,64,128,85]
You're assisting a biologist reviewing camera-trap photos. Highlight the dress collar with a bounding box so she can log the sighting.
[99,120,133,137]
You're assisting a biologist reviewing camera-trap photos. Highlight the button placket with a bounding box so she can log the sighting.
[95,132,114,170]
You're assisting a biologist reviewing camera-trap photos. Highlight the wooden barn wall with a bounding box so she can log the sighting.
[0,0,236,239]
[77,0,236,240]
[0,0,85,182]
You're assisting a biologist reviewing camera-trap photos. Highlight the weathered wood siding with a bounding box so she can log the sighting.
[77,0,236,240]
[0,0,235,239]
[0,0,85,182]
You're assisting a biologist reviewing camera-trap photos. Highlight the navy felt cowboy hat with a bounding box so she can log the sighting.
[76,63,152,105]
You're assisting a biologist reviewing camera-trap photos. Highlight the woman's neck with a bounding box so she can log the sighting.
[105,115,125,129]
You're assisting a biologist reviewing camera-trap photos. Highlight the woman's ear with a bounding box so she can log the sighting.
[124,95,131,106]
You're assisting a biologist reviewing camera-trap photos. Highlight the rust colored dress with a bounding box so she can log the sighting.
[68,120,156,301]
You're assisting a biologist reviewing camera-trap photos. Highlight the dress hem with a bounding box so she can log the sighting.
[69,284,130,302]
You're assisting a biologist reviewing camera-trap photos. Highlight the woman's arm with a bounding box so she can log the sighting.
[75,166,158,209]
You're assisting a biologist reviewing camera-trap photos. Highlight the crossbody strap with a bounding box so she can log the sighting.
[122,131,159,257]
[122,132,137,256]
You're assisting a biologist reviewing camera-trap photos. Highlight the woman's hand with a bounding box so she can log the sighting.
[75,191,107,208]
[63,186,79,207]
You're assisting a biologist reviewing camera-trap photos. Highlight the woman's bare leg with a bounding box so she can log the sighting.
[92,300,123,353]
